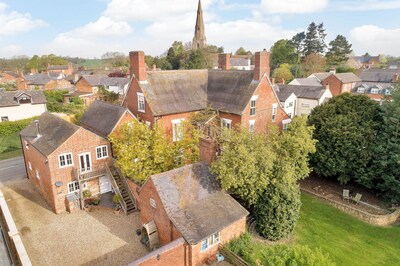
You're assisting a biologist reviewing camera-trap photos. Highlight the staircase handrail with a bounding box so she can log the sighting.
[105,164,127,213]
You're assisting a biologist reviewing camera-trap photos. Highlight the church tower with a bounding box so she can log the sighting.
[192,0,207,50]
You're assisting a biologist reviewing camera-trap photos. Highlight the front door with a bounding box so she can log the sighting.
[79,153,92,173]
[99,175,112,194]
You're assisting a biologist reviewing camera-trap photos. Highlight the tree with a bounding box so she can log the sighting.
[185,49,208,69]
[235,47,250,55]
[303,22,327,56]
[290,32,306,77]
[166,41,187,69]
[301,53,327,77]
[326,35,353,66]
[373,86,400,203]
[101,51,128,67]
[272,63,293,83]
[308,93,381,186]
[270,39,296,71]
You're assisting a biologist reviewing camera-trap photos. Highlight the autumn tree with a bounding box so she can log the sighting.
[326,35,353,66]
[301,53,327,77]
[235,47,250,55]
[272,63,293,83]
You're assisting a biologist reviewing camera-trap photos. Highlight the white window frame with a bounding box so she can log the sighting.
[35,169,40,179]
[96,145,108,159]
[28,161,32,170]
[24,140,29,150]
[250,95,258,116]
[357,87,365,93]
[150,198,156,209]
[200,232,220,252]
[1,116,9,122]
[272,103,278,122]
[137,92,145,113]
[249,120,255,134]
[67,181,87,194]
[370,88,379,94]
[58,153,74,168]
[221,118,232,129]
[79,152,92,174]
[172,118,184,142]
[145,121,151,128]
[282,119,291,131]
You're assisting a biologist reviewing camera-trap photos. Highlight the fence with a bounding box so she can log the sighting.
[218,244,249,266]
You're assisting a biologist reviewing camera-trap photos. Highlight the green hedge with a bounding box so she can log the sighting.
[0,116,38,136]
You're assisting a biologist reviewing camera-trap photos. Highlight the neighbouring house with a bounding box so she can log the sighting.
[289,77,322,87]
[128,162,248,266]
[16,73,71,91]
[0,71,18,85]
[80,100,136,138]
[353,55,381,69]
[353,69,399,101]
[274,84,332,117]
[124,50,289,139]
[47,62,74,76]
[20,112,112,213]
[358,68,399,84]
[230,57,252,70]
[305,72,361,96]
[0,90,47,122]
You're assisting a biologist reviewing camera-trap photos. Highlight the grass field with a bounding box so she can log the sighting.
[0,133,22,160]
[295,194,400,266]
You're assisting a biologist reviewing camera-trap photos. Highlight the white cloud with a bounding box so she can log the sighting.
[341,0,400,11]
[0,45,23,57]
[350,25,400,56]
[0,2,47,35]
[260,0,328,14]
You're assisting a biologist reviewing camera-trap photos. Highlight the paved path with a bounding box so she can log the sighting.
[0,156,26,186]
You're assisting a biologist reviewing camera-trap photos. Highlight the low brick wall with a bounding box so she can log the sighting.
[0,190,31,266]
[301,188,400,226]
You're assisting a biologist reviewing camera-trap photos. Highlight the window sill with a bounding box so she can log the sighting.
[200,241,220,253]
[138,109,145,113]
[59,165,74,169]
[96,156,108,160]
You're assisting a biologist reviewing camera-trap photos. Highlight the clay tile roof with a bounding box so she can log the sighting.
[150,163,249,245]
[80,100,131,137]
[20,112,80,156]
[142,69,257,116]
[274,84,327,100]
[0,90,46,107]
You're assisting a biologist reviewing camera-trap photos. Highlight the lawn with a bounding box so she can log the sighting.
[0,133,22,160]
[294,193,400,266]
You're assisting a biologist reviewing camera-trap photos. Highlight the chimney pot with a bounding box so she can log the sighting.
[129,51,147,81]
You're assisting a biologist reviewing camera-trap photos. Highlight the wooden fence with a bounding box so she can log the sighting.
[218,244,249,266]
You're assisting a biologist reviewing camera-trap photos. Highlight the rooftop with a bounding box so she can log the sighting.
[0,91,46,107]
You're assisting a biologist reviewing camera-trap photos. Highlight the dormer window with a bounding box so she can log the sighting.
[370,88,379,94]
[357,87,365,93]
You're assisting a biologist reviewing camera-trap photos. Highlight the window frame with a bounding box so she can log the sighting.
[200,232,220,252]
[249,119,255,134]
[1,116,9,122]
[67,181,87,194]
[137,92,145,113]
[249,95,258,116]
[357,87,365,93]
[221,118,232,129]
[172,118,185,142]
[370,88,379,94]
[35,169,40,179]
[271,103,278,122]
[58,152,74,168]
[96,145,108,160]
[28,161,32,170]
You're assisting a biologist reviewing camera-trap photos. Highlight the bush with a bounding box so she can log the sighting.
[82,190,92,199]
[0,117,38,136]
[226,232,255,264]
[112,194,122,204]
[254,184,301,241]
[260,244,336,266]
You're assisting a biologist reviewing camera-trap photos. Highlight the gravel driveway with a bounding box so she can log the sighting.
[1,178,148,266]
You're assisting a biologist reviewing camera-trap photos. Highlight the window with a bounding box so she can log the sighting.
[28,161,32,170]
[371,88,379,94]
[24,140,29,150]
[288,102,293,107]
[249,120,255,134]
[201,232,220,252]
[137,92,145,112]
[58,153,73,168]
[250,95,258,116]
[172,119,184,142]
[287,113,292,118]
[357,87,365,93]
[96,146,108,159]
[282,119,291,131]
[221,118,232,129]
[67,181,87,194]
[385,89,391,95]
[1,116,9,122]
[145,121,151,128]
[150,198,156,208]
[271,103,277,122]
[35,169,40,179]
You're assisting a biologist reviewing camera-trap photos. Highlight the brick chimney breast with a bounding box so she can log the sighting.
[218,53,231,70]
[253,49,270,81]
[129,51,147,81]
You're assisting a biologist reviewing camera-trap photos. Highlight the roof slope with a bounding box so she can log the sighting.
[0,91,46,107]
[80,100,129,137]
[20,112,80,156]
[311,72,332,81]
[150,163,248,245]
[274,84,327,100]
[140,69,258,116]
[289,77,322,86]
[81,74,129,86]
[334,73,361,83]
[23,74,55,85]
[359,69,399,83]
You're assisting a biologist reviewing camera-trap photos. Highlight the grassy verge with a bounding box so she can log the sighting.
[0,149,22,160]
[0,133,22,160]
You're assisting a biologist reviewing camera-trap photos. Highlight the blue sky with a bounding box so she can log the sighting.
[0,0,399,58]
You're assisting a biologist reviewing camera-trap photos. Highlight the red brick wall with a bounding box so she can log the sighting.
[190,216,247,266]
[199,137,217,164]
[136,178,182,245]
[76,78,93,93]
[126,79,155,124]
[322,75,342,96]
[156,112,194,141]
[113,111,136,133]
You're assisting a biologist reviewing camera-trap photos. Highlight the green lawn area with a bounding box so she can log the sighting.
[295,193,400,266]
[0,133,22,160]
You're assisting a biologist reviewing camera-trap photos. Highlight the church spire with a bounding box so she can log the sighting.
[192,0,206,50]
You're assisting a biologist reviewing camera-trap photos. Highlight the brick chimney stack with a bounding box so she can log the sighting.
[393,73,398,83]
[218,53,231,70]
[253,49,270,81]
[199,137,217,165]
[129,51,146,81]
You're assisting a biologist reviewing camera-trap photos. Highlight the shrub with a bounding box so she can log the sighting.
[112,194,122,204]
[254,184,301,241]
[82,190,92,199]
[226,232,256,264]
[0,117,38,136]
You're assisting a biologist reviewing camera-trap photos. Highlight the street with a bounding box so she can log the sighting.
[0,157,26,186]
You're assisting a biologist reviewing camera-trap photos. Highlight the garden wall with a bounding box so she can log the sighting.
[301,188,400,226]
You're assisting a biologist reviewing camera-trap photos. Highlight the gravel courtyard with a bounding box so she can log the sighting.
[1,178,148,266]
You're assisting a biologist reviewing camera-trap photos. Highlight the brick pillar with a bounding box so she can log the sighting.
[199,137,217,165]
[218,53,231,70]
[253,49,270,81]
[129,51,147,81]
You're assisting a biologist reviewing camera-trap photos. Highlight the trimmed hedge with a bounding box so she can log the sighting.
[0,116,38,136]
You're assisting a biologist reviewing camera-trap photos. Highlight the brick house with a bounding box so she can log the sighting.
[0,71,18,84]
[80,100,137,138]
[47,63,74,76]
[20,112,112,213]
[128,162,248,266]
[124,50,289,140]
[321,73,361,96]
[0,91,47,122]
[16,73,71,91]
